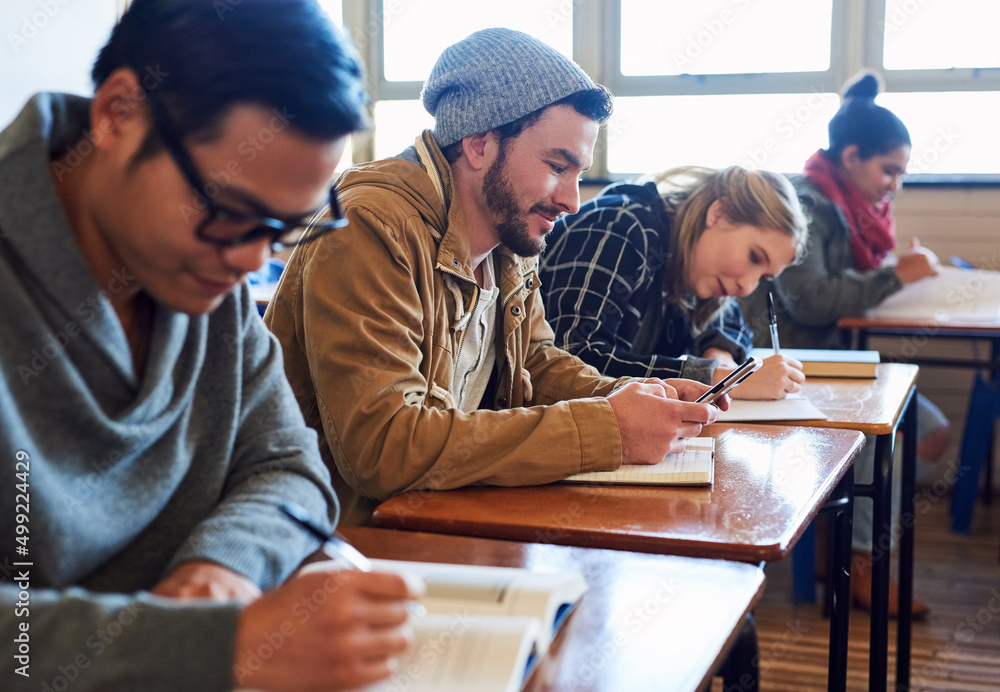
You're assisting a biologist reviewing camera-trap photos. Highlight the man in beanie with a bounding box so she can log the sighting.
[267,28,722,526]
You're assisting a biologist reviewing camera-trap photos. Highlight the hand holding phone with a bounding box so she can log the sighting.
[695,357,763,406]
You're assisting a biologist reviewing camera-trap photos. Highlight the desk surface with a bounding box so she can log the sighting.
[794,362,919,435]
[839,315,1000,335]
[374,424,863,563]
[342,527,765,692]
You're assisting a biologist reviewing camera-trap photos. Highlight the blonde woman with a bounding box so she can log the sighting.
[540,165,808,400]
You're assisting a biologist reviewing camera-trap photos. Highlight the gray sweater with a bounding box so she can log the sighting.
[0,94,338,690]
[738,175,904,349]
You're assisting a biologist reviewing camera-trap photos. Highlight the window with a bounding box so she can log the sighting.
[341,0,1000,180]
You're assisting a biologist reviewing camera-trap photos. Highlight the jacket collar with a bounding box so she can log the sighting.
[414,131,537,291]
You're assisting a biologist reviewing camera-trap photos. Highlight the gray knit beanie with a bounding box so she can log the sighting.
[421,28,600,147]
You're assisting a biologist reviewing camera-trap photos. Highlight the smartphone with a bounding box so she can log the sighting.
[695,356,763,405]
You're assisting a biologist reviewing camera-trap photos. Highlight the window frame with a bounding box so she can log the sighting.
[342,0,1000,184]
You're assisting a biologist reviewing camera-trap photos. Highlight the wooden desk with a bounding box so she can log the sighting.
[375,424,864,692]
[839,314,1000,526]
[374,424,861,563]
[759,362,919,692]
[342,527,766,692]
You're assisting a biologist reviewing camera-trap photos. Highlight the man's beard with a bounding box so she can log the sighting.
[482,143,560,257]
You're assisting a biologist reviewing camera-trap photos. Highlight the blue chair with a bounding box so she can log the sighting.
[247,258,286,317]
[950,372,1000,533]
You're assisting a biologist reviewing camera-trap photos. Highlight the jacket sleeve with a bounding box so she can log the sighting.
[166,288,337,590]
[295,209,624,502]
[0,585,239,691]
[540,206,692,380]
[771,201,903,329]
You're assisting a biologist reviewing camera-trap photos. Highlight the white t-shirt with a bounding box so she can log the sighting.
[452,255,500,412]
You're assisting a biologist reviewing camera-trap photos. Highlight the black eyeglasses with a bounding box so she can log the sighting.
[144,90,347,251]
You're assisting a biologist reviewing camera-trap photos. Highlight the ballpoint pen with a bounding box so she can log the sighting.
[767,291,781,355]
[280,502,427,616]
[279,501,373,571]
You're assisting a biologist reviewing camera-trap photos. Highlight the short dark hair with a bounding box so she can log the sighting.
[825,73,910,163]
[442,85,614,163]
[93,0,369,162]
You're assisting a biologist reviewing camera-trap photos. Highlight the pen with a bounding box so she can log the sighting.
[767,291,781,355]
[280,502,428,616]
[279,501,373,571]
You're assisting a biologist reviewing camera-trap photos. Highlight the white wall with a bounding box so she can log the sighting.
[1,0,122,129]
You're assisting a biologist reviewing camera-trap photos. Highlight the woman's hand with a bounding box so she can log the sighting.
[896,237,940,284]
[717,354,804,400]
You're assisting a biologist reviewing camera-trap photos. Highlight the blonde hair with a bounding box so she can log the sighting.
[639,165,808,329]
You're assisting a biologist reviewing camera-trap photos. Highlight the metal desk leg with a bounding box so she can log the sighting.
[868,430,895,692]
[719,615,759,691]
[897,391,918,691]
[828,467,854,692]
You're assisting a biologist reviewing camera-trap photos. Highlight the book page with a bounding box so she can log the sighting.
[361,614,540,692]
[868,266,1000,322]
[366,559,587,654]
[717,392,827,422]
[562,437,714,485]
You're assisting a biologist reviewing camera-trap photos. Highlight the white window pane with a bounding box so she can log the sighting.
[1,0,121,129]
[620,0,832,76]
[883,1,1000,70]
[877,92,1000,175]
[607,93,839,175]
[372,100,435,160]
[317,0,343,25]
[382,0,573,82]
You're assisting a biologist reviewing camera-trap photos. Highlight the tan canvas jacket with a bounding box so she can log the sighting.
[265,131,626,525]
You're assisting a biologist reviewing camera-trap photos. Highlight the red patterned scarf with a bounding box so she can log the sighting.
[803,149,895,271]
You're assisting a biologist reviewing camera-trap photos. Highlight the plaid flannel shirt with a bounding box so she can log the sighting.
[539,181,753,383]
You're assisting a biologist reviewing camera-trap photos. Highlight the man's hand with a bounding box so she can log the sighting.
[608,379,719,464]
[232,570,424,692]
[152,561,262,602]
[719,354,805,400]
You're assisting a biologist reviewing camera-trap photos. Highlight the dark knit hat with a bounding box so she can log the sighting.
[420,28,599,147]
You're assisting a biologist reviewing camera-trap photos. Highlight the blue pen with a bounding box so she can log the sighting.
[767,291,781,355]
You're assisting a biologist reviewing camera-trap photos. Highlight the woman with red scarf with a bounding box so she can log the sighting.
[740,72,950,618]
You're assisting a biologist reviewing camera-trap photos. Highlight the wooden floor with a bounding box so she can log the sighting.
[713,492,1000,691]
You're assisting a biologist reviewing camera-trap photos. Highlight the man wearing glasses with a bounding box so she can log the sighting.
[266,28,723,527]
[0,2,420,690]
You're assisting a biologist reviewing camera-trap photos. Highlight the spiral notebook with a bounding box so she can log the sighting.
[561,438,715,486]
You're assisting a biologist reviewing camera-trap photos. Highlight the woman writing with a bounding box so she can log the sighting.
[540,165,808,400]
[740,72,949,616]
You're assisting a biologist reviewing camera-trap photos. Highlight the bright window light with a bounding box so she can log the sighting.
[372,100,435,161]
[883,0,1000,70]
[382,0,573,82]
[607,93,839,175]
[877,91,1000,175]
[620,0,832,76]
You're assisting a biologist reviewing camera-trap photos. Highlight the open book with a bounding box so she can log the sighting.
[867,266,1000,322]
[302,559,588,692]
[752,347,880,378]
[562,437,715,485]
